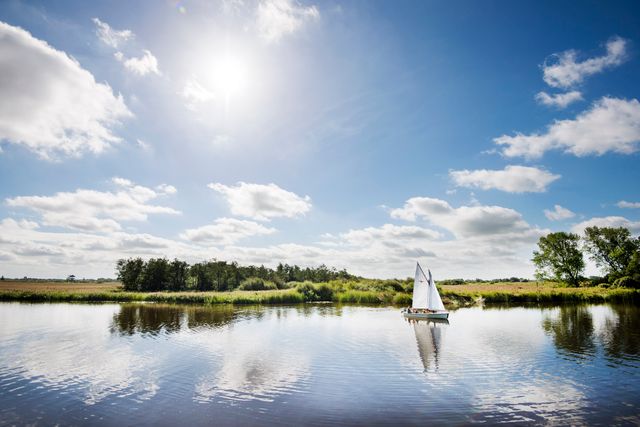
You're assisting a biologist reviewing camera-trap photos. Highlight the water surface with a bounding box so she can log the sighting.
[0,302,638,425]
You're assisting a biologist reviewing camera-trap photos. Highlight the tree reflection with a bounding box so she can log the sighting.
[542,305,595,357]
[601,304,640,359]
[111,304,238,335]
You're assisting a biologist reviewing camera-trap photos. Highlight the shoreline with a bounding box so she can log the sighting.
[0,281,638,306]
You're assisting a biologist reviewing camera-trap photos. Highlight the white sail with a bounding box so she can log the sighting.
[427,269,446,311]
[412,263,429,309]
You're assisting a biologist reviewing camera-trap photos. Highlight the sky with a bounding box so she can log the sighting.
[0,0,639,279]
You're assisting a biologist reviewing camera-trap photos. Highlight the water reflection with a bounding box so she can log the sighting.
[0,303,639,426]
[601,304,640,360]
[110,304,241,335]
[410,319,448,372]
[542,305,595,358]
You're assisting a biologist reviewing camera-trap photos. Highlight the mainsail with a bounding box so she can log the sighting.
[412,263,446,311]
[412,263,429,309]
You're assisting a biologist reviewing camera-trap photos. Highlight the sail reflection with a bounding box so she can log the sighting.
[410,318,448,372]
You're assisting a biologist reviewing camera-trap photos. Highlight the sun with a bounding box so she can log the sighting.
[217,56,248,95]
[208,53,250,101]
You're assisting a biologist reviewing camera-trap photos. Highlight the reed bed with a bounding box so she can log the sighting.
[1,280,637,306]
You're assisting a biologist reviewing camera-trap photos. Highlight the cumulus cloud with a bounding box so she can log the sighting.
[256,0,319,43]
[0,21,132,159]
[544,205,575,221]
[572,216,640,235]
[617,200,640,209]
[495,97,640,159]
[208,182,311,221]
[341,224,442,244]
[92,18,133,48]
[390,197,542,240]
[542,37,627,89]
[115,49,160,76]
[181,218,276,245]
[5,178,179,233]
[450,165,560,193]
[181,78,215,110]
[535,91,583,108]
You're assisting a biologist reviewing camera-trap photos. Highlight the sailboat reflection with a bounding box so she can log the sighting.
[407,318,449,372]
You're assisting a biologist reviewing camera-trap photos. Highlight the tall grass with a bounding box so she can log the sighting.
[1,279,638,306]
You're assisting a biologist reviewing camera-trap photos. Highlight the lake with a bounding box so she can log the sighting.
[0,302,638,425]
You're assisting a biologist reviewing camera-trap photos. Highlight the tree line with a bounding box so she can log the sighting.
[532,226,640,288]
[116,258,355,292]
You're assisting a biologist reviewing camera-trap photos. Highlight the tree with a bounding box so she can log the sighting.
[167,259,189,291]
[583,226,639,279]
[139,258,170,292]
[532,232,584,287]
[116,258,145,291]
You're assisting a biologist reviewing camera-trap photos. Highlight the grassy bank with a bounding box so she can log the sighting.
[0,280,454,306]
[440,281,640,304]
[1,280,637,306]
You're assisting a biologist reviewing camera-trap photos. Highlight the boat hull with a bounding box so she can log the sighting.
[403,311,449,320]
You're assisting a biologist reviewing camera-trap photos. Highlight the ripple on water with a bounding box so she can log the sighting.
[0,303,639,425]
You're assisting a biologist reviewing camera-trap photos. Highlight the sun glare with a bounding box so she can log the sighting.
[209,54,250,101]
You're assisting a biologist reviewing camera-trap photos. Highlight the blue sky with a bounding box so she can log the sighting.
[1,0,639,279]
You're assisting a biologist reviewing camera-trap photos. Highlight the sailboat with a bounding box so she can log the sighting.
[402,262,449,320]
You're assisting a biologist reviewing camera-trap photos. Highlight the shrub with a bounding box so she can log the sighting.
[313,283,334,301]
[392,293,412,305]
[238,277,277,291]
[295,281,318,301]
[293,281,334,301]
[613,276,640,289]
[382,280,405,292]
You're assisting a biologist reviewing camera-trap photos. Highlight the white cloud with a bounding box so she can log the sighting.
[341,224,442,244]
[181,78,215,110]
[390,197,452,221]
[390,197,543,240]
[535,91,583,108]
[181,218,276,245]
[495,97,640,158]
[116,49,160,76]
[155,184,177,195]
[450,165,560,193]
[544,205,575,221]
[208,182,311,221]
[572,216,640,235]
[542,36,627,89]
[5,178,180,233]
[0,21,132,159]
[617,200,640,209]
[256,0,320,43]
[92,18,133,48]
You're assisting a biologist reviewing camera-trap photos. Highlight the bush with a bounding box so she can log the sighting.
[295,281,318,301]
[392,293,412,305]
[238,277,277,291]
[293,281,334,301]
[313,283,334,301]
[382,280,405,292]
[613,276,640,289]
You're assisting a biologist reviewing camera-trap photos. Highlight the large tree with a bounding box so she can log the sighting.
[583,226,639,279]
[532,232,584,287]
